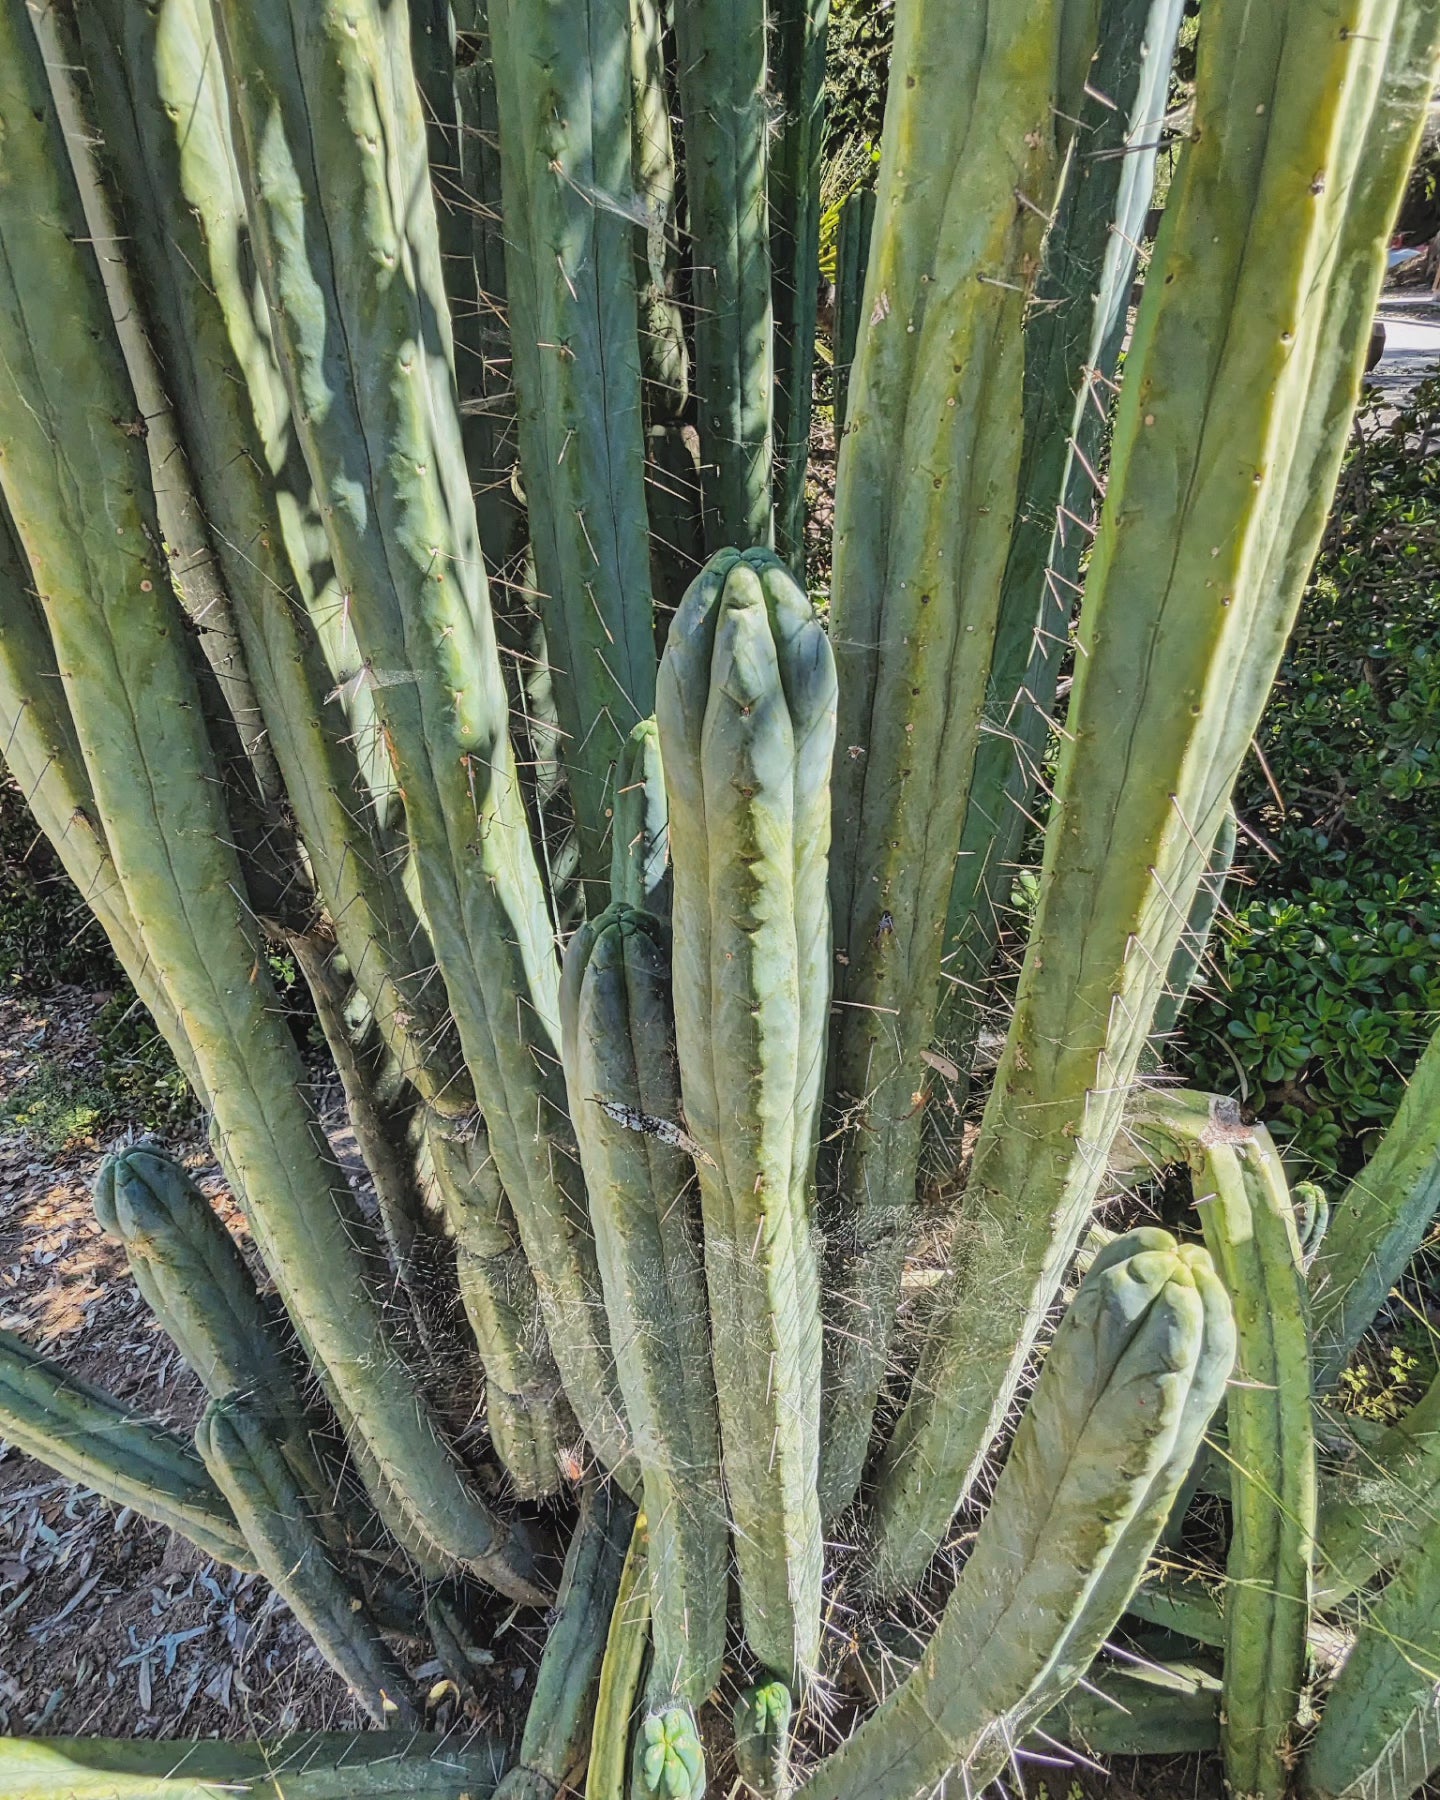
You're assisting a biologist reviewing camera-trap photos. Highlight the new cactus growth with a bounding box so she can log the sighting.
[733,1681,794,1799]
[658,547,835,1682]
[633,1707,706,1800]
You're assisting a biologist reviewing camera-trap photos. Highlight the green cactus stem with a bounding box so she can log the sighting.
[1146,808,1239,1060]
[1138,1092,1317,1800]
[830,190,874,434]
[609,719,671,916]
[1316,1363,1440,1610]
[770,0,829,570]
[0,1330,253,1572]
[933,0,1186,1077]
[1124,1566,1226,1647]
[210,0,631,1488]
[798,1232,1235,1800]
[1302,1524,1440,1799]
[197,1393,417,1728]
[588,1513,654,1800]
[733,1681,794,1799]
[818,0,1095,1523]
[0,1733,507,1799]
[1035,1659,1222,1758]
[495,1484,637,1800]
[632,1706,706,1800]
[658,548,836,1682]
[672,0,774,551]
[487,0,659,893]
[561,906,728,1708]
[0,0,540,1599]
[867,0,1437,1593]
[1310,1024,1440,1390]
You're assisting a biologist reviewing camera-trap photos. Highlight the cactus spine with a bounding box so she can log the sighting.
[658,548,835,1682]
[0,1331,253,1572]
[561,906,728,1711]
[868,0,1438,1592]
[799,1233,1236,1799]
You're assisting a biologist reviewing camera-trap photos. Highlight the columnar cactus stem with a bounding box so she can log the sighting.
[561,906,728,1708]
[0,0,539,1601]
[818,0,1092,1521]
[1146,808,1238,1060]
[0,1734,509,1798]
[658,549,836,1682]
[0,1331,254,1572]
[609,719,671,916]
[799,1233,1235,1800]
[769,0,829,570]
[494,1485,636,1800]
[1310,1024,1440,1390]
[1138,1093,1317,1800]
[830,191,875,434]
[1038,1661,1222,1758]
[1316,1363,1440,1610]
[733,1681,795,1799]
[210,0,632,1485]
[587,1514,653,1800]
[672,0,775,552]
[487,0,659,893]
[1303,1527,1440,1799]
[934,0,1187,1070]
[198,1393,417,1728]
[867,0,1439,1592]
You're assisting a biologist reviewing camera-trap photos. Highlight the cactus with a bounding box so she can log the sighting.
[561,906,728,1708]
[1315,1364,1440,1610]
[632,1706,706,1800]
[589,1514,654,1800]
[197,1391,417,1727]
[798,1232,1236,1799]
[1138,1094,1317,1800]
[209,0,632,1488]
[658,548,835,1681]
[830,190,875,434]
[487,0,659,892]
[1146,809,1239,1059]
[671,1,774,551]
[1037,1660,1223,1758]
[867,0,1434,1592]
[0,1330,253,1572]
[1303,1524,1440,1800]
[0,1734,507,1798]
[732,1681,794,1799]
[817,0,1097,1521]
[1310,1023,1440,1390]
[495,1484,636,1800]
[609,719,671,916]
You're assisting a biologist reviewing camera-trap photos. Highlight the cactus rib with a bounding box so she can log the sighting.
[799,1232,1235,1799]
[561,906,728,1708]
[658,549,835,1682]
[609,719,672,917]
[867,0,1439,1593]
[588,1512,654,1800]
[0,1330,253,1572]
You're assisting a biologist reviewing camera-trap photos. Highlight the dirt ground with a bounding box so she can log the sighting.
[0,987,541,1748]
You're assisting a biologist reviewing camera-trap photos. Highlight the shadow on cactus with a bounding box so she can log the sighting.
[0,0,1437,1796]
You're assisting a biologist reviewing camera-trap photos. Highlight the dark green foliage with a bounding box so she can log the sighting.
[1182,381,1440,1170]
